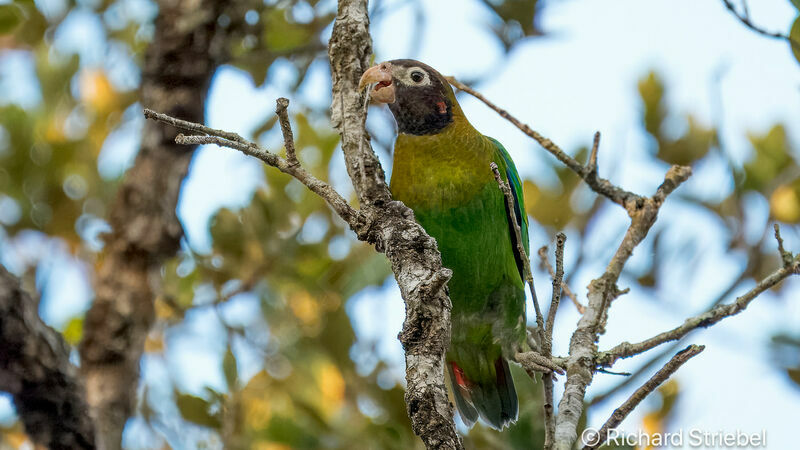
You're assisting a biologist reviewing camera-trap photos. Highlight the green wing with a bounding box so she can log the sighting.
[488,137,530,281]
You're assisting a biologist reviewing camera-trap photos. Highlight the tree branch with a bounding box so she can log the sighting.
[538,244,584,314]
[328,2,461,448]
[144,4,465,445]
[596,253,800,367]
[582,345,705,450]
[447,77,640,210]
[542,232,566,450]
[143,107,360,227]
[77,1,232,447]
[0,265,95,449]
[720,0,800,51]
[554,165,691,449]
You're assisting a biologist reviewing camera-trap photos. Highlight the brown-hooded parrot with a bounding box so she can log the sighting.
[359,59,529,430]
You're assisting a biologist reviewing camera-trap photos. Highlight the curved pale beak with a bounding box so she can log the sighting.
[358,63,395,104]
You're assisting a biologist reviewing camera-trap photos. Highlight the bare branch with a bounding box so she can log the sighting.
[720,0,800,51]
[0,265,94,449]
[275,97,299,167]
[447,77,641,209]
[144,107,361,229]
[597,255,800,367]
[329,2,462,448]
[774,223,793,268]
[545,233,567,341]
[554,166,691,450]
[539,245,585,314]
[541,232,566,450]
[587,131,600,176]
[582,345,705,450]
[589,341,684,407]
[78,2,232,446]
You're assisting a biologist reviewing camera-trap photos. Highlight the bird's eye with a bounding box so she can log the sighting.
[410,71,425,83]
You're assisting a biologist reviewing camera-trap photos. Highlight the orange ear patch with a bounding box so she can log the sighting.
[436,101,447,115]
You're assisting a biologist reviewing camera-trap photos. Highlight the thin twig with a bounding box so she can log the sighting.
[448,77,641,210]
[489,162,545,336]
[144,108,361,228]
[720,0,800,52]
[774,223,793,268]
[143,109,247,143]
[545,233,567,340]
[539,246,585,314]
[541,232,566,450]
[597,255,800,366]
[594,368,631,377]
[582,345,705,450]
[589,340,684,406]
[587,132,600,176]
[275,97,299,167]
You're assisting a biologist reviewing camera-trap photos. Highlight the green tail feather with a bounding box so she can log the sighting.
[448,357,518,430]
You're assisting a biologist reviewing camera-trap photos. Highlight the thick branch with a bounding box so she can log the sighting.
[582,345,705,450]
[0,265,94,449]
[78,1,230,447]
[554,166,691,450]
[149,2,462,446]
[328,2,462,448]
[597,255,800,366]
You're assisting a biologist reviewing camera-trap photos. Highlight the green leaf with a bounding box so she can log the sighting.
[223,347,238,389]
[637,71,666,138]
[0,4,24,35]
[791,1,800,11]
[62,317,83,345]
[175,393,221,429]
[742,125,794,192]
[791,16,800,65]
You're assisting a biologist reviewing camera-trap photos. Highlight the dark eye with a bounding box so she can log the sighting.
[410,71,425,83]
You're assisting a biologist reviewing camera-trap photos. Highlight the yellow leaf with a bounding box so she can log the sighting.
[315,361,345,416]
[289,290,319,328]
[154,297,175,320]
[771,183,800,223]
[61,317,83,346]
[79,69,116,113]
[244,396,272,430]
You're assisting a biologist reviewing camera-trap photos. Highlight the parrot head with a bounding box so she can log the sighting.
[359,59,456,135]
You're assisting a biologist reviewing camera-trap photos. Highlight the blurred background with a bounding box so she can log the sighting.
[1,0,799,448]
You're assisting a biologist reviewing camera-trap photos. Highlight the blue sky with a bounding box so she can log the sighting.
[1,0,799,448]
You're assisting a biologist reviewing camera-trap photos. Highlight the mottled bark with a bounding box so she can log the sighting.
[328,2,462,448]
[0,265,94,449]
[77,1,230,448]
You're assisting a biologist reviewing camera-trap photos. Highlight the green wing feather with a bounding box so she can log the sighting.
[488,137,529,281]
